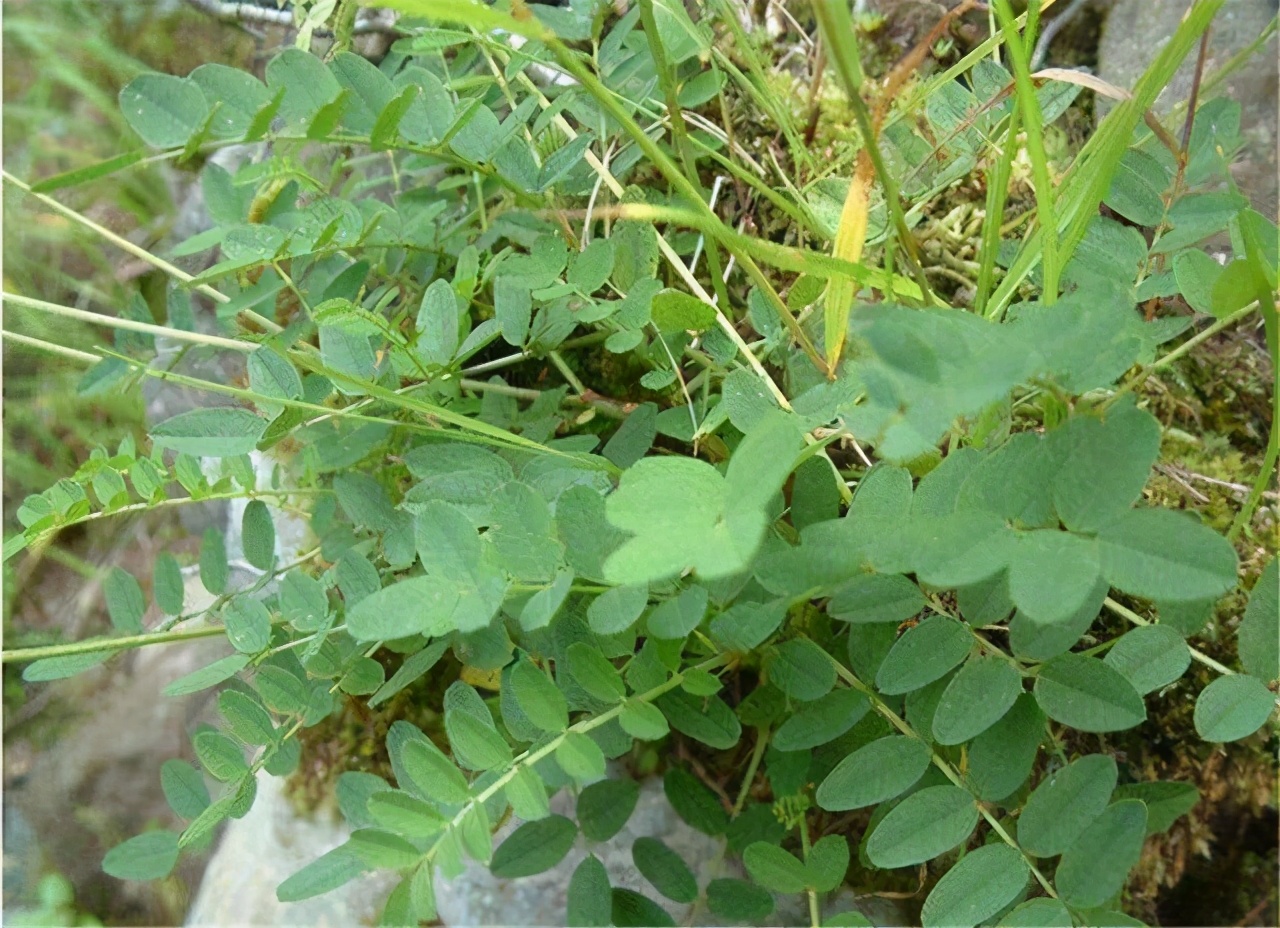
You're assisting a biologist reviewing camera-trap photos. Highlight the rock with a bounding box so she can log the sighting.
[1097,0,1278,216]
[185,774,398,927]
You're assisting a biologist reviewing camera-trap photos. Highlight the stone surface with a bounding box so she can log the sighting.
[185,773,398,927]
[1097,0,1278,216]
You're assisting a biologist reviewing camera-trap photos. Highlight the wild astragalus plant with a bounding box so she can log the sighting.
[3,0,1276,925]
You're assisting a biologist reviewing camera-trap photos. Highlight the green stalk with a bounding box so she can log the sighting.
[975,107,1021,312]
[635,0,733,313]
[3,624,238,664]
[993,0,1059,304]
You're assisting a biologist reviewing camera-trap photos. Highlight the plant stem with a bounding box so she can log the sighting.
[1108,302,1259,406]
[2,624,231,664]
[993,0,1059,304]
[4,292,256,353]
[798,815,821,928]
[2,170,281,335]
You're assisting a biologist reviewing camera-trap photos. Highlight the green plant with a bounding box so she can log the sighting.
[3,0,1276,926]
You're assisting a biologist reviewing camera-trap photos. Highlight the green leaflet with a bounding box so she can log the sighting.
[1054,800,1148,908]
[742,842,808,893]
[219,689,275,745]
[577,778,640,841]
[556,731,607,781]
[345,575,461,641]
[807,835,850,891]
[1193,674,1276,742]
[1237,558,1279,681]
[23,650,114,683]
[161,759,211,820]
[646,585,709,640]
[102,831,181,882]
[654,689,741,748]
[1018,754,1117,857]
[767,638,836,700]
[1033,654,1147,733]
[875,615,974,695]
[150,407,267,458]
[1048,403,1161,533]
[152,550,185,614]
[920,844,1029,928]
[119,73,210,148]
[1097,509,1238,603]
[1006,530,1101,625]
[632,838,697,903]
[611,888,675,928]
[619,699,669,740]
[165,653,252,697]
[931,656,1022,745]
[508,657,569,732]
[199,526,228,596]
[588,584,649,635]
[1103,625,1190,695]
[1113,781,1199,835]
[828,573,926,624]
[222,596,272,654]
[603,413,803,584]
[491,815,578,878]
[445,705,512,771]
[567,856,612,927]
[816,735,931,811]
[706,878,774,922]
[366,790,446,839]
[504,765,551,821]
[664,767,728,835]
[564,642,626,704]
[399,737,470,805]
[774,688,870,751]
[865,785,978,869]
[104,566,145,634]
[997,897,1073,927]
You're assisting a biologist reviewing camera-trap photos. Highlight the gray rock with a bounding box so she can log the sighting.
[186,773,398,927]
[1097,0,1278,216]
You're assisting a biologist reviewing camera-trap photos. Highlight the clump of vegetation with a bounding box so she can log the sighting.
[3,0,1276,926]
